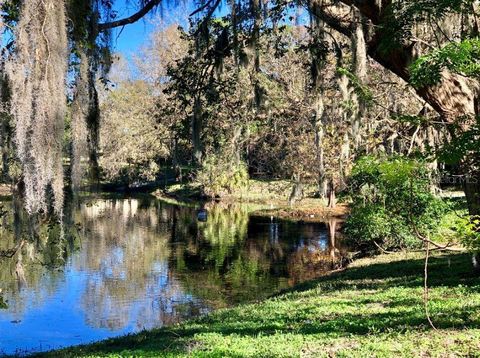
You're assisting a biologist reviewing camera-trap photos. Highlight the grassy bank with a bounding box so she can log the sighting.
[153,179,309,204]
[154,179,348,222]
[34,251,480,357]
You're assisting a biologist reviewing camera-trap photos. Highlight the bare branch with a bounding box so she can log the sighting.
[98,0,161,32]
[190,0,215,17]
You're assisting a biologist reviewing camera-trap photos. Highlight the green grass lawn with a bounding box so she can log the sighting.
[33,252,480,357]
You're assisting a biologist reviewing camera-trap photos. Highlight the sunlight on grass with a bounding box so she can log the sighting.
[33,251,480,358]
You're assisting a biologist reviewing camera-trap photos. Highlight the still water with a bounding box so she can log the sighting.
[0,196,344,355]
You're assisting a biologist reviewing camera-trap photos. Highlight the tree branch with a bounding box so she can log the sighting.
[190,0,215,17]
[337,0,389,24]
[309,2,353,37]
[192,0,222,36]
[98,0,161,32]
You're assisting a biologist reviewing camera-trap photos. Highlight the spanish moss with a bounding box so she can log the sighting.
[7,0,68,215]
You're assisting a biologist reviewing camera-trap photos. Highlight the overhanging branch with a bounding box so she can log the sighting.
[98,0,162,32]
[310,6,353,37]
[338,0,389,24]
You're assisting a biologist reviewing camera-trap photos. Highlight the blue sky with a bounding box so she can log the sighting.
[110,1,157,55]
[109,0,306,68]
[111,0,195,56]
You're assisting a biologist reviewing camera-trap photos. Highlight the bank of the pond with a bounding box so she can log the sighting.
[31,251,480,357]
[154,179,348,223]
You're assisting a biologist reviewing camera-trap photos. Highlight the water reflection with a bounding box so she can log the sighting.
[0,196,344,355]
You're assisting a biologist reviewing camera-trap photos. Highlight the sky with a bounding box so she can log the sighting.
[108,0,306,77]
[110,0,194,57]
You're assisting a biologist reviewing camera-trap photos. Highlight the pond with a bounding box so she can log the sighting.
[0,196,345,355]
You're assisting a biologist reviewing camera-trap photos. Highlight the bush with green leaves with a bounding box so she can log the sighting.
[453,215,480,256]
[195,152,249,198]
[344,156,448,251]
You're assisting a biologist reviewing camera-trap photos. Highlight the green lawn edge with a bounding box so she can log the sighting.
[29,251,480,358]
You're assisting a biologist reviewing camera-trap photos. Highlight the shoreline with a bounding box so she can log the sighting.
[153,180,349,223]
[28,250,478,358]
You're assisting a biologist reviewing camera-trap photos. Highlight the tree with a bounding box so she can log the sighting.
[182,0,479,205]
[99,80,169,185]
[0,0,163,213]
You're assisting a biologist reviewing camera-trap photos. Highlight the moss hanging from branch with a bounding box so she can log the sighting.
[68,0,107,187]
[351,7,368,150]
[71,50,90,190]
[309,0,327,198]
[7,0,68,215]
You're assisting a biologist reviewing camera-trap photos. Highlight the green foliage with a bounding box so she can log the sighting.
[344,156,448,251]
[195,152,249,198]
[437,117,480,165]
[410,38,480,88]
[391,114,430,126]
[0,294,7,309]
[337,67,373,103]
[454,215,480,253]
[428,205,480,253]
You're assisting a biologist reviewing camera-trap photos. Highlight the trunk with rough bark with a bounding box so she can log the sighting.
[251,0,264,107]
[289,173,304,206]
[327,179,336,208]
[463,166,480,270]
[315,0,480,267]
[172,136,181,181]
[0,116,10,181]
[0,71,10,181]
[464,173,480,217]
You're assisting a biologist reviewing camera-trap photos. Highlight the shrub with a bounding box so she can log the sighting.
[454,215,480,254]
[344,156,448,251]
[195,152,249,198]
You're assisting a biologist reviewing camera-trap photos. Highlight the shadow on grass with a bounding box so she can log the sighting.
[32,253,479,357]
[283,252,477,294]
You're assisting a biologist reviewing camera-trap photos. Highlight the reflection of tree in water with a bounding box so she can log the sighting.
[170,203,345,306]
[287,218,345,285]
[0,197,78,318]
[76,198,207,331]
[170,203,254,307]
[1,196,345,333]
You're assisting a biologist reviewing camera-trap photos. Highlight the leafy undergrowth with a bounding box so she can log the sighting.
[33,252,480,357]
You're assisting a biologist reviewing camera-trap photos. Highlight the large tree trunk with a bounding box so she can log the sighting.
[316,1,480,266]
[463,164,480,271]
[464,173,480,217]
[0,116,10,181]
[192,96,203,165]
[313,1,480,120]
[0,71,10,181]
